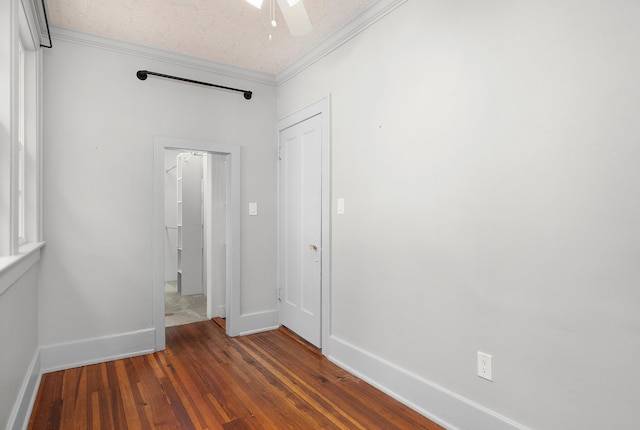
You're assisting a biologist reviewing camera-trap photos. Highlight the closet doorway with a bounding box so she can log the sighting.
[163,150,225,327]
[153,137,241,351]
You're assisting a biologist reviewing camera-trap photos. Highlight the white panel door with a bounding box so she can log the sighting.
[279,114,322,347]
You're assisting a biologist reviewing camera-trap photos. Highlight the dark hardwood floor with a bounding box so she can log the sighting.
[28,319,444,429]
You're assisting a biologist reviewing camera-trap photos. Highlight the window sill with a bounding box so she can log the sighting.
[0,241,45,297]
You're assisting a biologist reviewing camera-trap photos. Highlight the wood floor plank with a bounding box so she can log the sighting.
[29,321,444,429]
[115,360,144,430]
[236,335,366,429]
[133,355,181,429]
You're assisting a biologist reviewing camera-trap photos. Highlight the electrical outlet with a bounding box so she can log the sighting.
[477,352,493,381]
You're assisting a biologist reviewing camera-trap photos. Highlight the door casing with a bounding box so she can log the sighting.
[153,137,241,350]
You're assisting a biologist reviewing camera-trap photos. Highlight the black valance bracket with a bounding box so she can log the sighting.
[136,70,253,100]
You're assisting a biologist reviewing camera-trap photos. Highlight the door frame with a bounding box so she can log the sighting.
[153,136,241,350]
[277,96,332,355]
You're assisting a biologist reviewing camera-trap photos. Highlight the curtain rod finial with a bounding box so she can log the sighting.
[137,70,148,80]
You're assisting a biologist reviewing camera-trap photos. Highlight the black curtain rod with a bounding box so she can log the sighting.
[136,70,253,100]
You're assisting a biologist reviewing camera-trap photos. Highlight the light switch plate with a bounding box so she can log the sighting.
[249,202,258,216]
[337,198,345,215]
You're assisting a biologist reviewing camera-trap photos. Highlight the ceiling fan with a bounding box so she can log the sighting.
[246,0,312,36]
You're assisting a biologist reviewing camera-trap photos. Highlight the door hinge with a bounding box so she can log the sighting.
[278,287,282,302]
[278,146,283,161]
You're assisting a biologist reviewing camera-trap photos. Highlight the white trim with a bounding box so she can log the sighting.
[2,0,44,257]
[6,348,41,430]
[237,310,280,336]
[9,0,20,255]
[40,329,156,373]
[50,26,277,87]
[48,1,407,87]
[153,137,242,349]
[0,2,10,256]
[20,21,40,246]
[276,0,408,84]
[329,336,530,430]
[0,241,44,296]
[277,96,332,355]
[35,47,43,242]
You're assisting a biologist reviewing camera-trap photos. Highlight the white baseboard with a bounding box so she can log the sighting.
[40,328,156,373]
[329,336,529,430]
[7,349,41,430]
[237,310,279,336]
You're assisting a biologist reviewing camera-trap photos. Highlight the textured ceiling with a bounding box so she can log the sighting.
[47,0,380,74]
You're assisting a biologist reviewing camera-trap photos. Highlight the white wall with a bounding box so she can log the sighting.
[40,33,278,348]
[278,1,640,429]
[0,264,39,429]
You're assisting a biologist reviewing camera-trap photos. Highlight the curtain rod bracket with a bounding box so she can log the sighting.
[136,70,252,100]
[39,0,53,48]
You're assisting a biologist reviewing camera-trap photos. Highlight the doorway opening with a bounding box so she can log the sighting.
[153,137,241,351]
[163,150,226,327]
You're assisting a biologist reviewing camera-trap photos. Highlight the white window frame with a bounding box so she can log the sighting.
[17,37,26,246]
[17,0,44,248]
[0,0,45,293]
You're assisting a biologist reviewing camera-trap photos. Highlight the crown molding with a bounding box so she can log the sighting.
[50,26,278,86]
[275,0,408,85]
[48,0,407,88]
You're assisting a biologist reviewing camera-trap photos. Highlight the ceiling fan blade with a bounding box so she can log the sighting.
[276,0,312,36]
[246,0,264,8]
